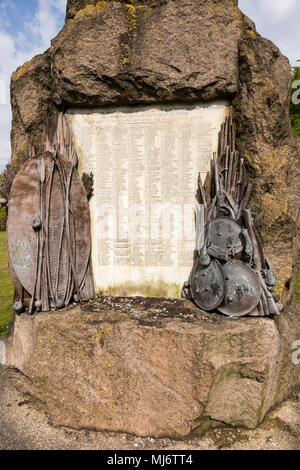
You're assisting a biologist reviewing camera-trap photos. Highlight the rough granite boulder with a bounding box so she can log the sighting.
[10,0,300,305]
[6,0,300,440]
[3,299,300,438]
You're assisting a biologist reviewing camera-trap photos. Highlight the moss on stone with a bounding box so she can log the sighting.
[247,29,256,38]
[97,280,181,298]
[204,426,249,448]
[74,1,109,20]
[14,60,34,81]
[11,140,27,169]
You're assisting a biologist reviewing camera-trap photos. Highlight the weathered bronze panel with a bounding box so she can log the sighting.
[190,259,225,311]
[218,260,261,317]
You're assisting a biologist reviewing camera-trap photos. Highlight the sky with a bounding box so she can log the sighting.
[0,0,67,171]
[0,0,299,171]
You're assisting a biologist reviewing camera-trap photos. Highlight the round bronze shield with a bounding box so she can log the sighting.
[207,217,243,261]
[7,154,91,301]
[217,260,261,317]
[190,258,225,311]
[7,158,41,295]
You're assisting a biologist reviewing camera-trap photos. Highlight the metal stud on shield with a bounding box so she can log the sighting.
[207,217,244,261]
[190,258,225,311]
[217,260,261,317]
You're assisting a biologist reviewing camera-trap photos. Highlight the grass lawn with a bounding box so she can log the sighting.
[0,231,14,337]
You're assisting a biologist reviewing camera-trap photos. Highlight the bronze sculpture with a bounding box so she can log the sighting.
[183,107,282,317]
[1,108,282,318]
[1,114,94,315]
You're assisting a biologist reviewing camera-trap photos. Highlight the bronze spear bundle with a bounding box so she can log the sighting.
[7,113,94,315]
[193,107,281,317]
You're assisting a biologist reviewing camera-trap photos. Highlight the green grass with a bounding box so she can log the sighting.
[0,231,14,337]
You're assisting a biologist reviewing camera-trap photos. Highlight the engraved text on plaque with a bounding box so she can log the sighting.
[68,103,229,295]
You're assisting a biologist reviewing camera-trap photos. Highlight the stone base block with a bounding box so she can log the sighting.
[3,298,300,438]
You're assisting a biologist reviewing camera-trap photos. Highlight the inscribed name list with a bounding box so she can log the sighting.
[68,103,228,293]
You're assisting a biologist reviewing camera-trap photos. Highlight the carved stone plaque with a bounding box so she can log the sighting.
[68,103,229,296]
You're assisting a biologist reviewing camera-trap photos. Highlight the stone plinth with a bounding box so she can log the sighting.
[4,299,300,438]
